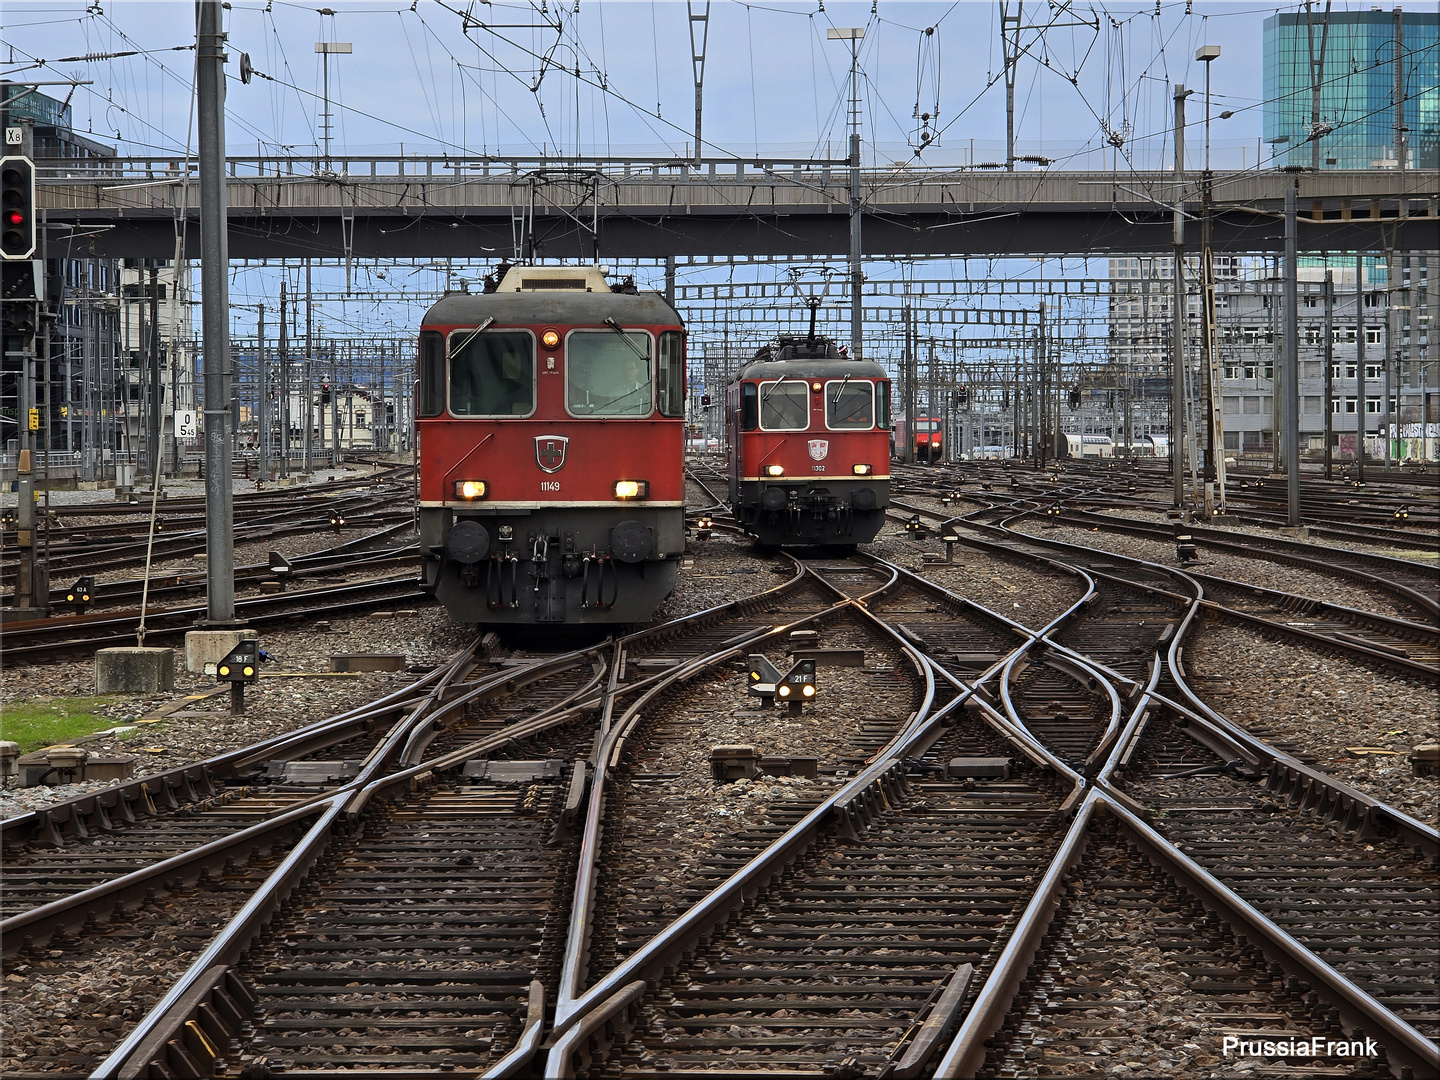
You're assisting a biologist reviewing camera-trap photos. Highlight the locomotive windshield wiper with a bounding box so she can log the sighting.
[447,316,495,359]
[761,372,799,404]
[603,317,651,361]
[830,372,850,407]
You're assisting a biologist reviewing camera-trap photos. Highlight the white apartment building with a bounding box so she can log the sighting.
[1108,254,1438,461]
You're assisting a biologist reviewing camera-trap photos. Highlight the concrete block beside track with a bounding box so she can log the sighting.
[184,629,259,674]
[95,647,175,693]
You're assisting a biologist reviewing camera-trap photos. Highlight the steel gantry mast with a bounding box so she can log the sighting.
[1001,1,1021,171]
[197,0,236,625]
[688,2,710,168]
[1304,1,1333,171]
[828,26,866,364]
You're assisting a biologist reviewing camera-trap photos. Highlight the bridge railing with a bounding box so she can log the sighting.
[35,153,888,182]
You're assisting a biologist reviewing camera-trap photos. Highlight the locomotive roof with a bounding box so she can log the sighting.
[735,356,890,382]
[423,288,681,328]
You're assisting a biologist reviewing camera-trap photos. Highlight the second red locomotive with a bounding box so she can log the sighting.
[415,264,686,625]
[726,333,891,548]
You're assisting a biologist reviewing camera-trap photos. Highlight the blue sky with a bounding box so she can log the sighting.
[5,1,1289,169]
[0,1,1318,358]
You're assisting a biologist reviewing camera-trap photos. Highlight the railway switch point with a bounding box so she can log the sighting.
[15,747,135,787]
[95,647,175,694]
[711,746,761,782]
[924,532,963,564]
[946,757,1012,780]
[1412,744,1439,778]
[330,653,407,673]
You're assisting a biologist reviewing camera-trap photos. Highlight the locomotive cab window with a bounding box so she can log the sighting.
[567,329,654,416]
[759,379,810,430]
[657,330,685,417]
[741,383,759,431]
[877,381,892,430]
[418,331,444,417]
[448,329,535,417]
[825,380,874,429]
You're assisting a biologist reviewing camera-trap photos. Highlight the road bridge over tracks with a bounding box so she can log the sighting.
[37,155,1439,262]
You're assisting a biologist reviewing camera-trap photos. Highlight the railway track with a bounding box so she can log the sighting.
[4,468,1437,1080]
[1,468,415,595]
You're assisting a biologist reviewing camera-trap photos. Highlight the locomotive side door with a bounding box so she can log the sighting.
[727,383,741,503]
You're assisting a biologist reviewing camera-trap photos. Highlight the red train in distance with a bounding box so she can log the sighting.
[726,332,892,548]
[415,264,686,626]
[894,415,944,462]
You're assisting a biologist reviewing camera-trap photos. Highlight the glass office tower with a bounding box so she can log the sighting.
[1264,8,1438,170]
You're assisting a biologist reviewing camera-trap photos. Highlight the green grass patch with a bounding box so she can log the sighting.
[0,697,137,754]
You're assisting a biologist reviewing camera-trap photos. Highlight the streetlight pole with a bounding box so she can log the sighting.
[1197,44,1224,515]
[1172,83,1191,508]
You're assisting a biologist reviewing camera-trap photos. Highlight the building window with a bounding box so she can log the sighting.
[1331,363,1357,380]
[1365,397,1381,414]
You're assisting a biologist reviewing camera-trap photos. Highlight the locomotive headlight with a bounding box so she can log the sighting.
[811,381,822,391]
[614,479,649,499]
[852,464,872,475]
[541,329,560,349]
[765,464,784,477]
[453,480,489,500]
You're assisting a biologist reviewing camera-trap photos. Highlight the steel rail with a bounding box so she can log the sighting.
[550,576,863,1027]
[1051,505,1440,617]
[89,641,485,1078]
[1108,795,1440,1079]
[1,659,454,852]
[1,648,491,951]
[920,504,1440,686]
[84,552,819,1076]
[989,532,1440,860]
[1,575,426,660]
[539,562,1108,1077]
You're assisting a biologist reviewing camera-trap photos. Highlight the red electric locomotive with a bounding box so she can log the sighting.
[416,264,686,625]
[726,332,891,548]
[894,415,944,462]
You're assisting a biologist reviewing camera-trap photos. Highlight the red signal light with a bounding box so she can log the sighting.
[4,210,21,226]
